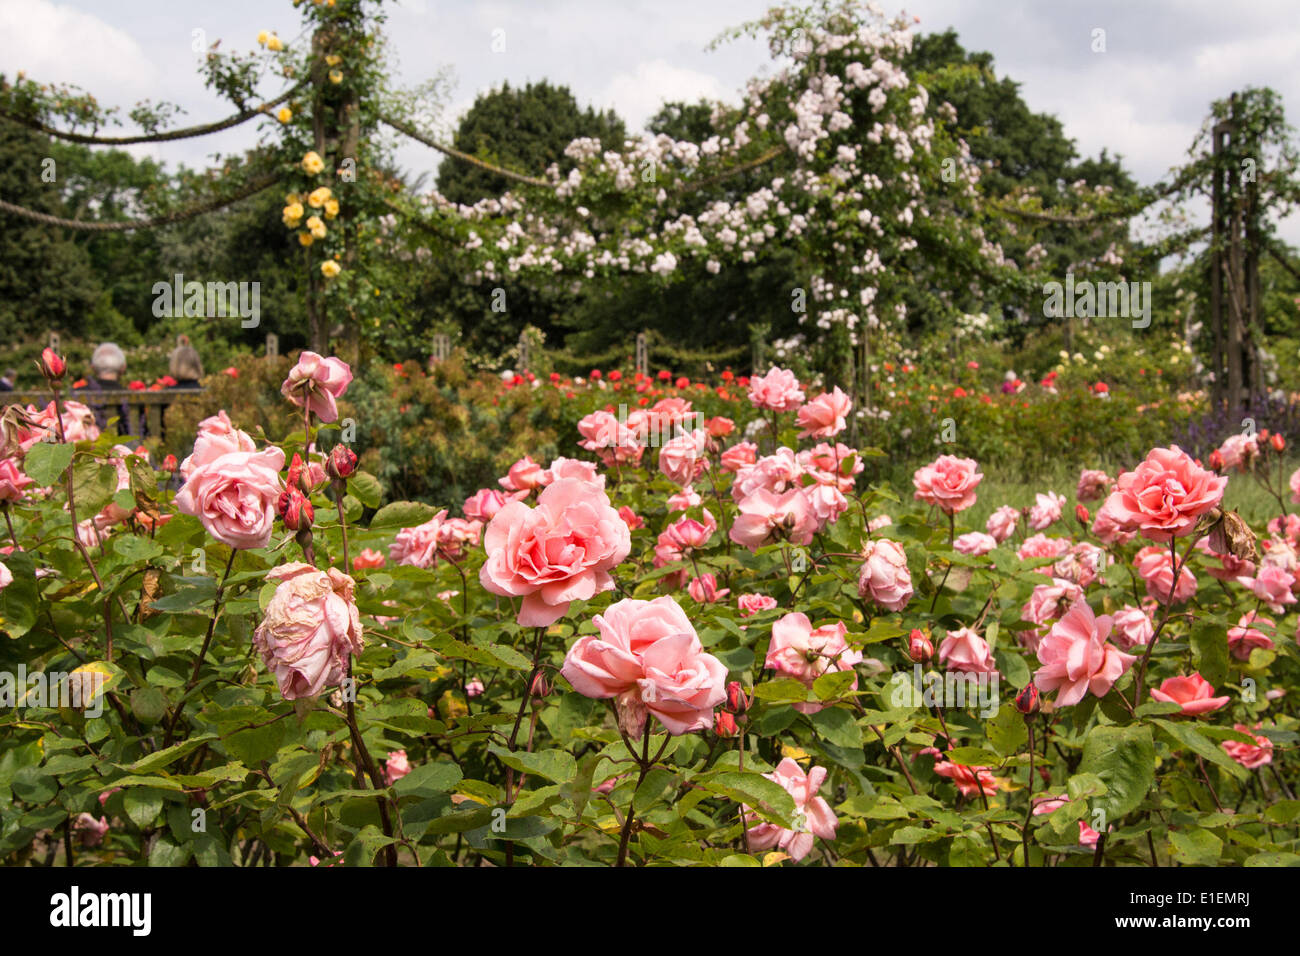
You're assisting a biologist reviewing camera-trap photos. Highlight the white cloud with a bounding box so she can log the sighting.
[598,59,731,132]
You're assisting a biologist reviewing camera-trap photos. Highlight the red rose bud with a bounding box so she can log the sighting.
[279,488,314,531]
[1258,429,1270,444]
[715,711,738,738]
[162,454,178,473]
[286,452,304,491]
[39,347,66,382]
[326,444,357,480]
[908,629,933,663]
[726,681,750,714]
[1208,449,1225,471]
[529,671,551,700]
[1015,683,1040,716]
[1271,433,1286,452]
[1075,504,1090,525]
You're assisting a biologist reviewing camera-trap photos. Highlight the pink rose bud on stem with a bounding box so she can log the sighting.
[726,681,750,714]
[908,629,933,663]
[716,711,739,737]
[1015,683,1040,716]
[1075,504,1090,527]
[326,444,357,481]
[279,488,314,532]
[39,347,66,382]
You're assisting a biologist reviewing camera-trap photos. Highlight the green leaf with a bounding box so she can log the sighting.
[349,471,383,509]
[1190,626,1229,689]
[1169,827,1223,866]
[697,771,796,827]
[149,837,193,867]
[71,459,119,516]
[811,670,857,700]
[113,535,165,565]
[124,788,164,829]
[751,678,811,704]
[393,761,463,797]
[945,746,1003,767]
[0,550,39,637]
[632,767,677,814]
[986,706,1028,757]
[369,500,439,529]
[1152,718,1249,782]
[1078,724,1155,820]
[486,745,576,784]
[125,734,217,775]
[23,440,74,485]
[809,706,862,748]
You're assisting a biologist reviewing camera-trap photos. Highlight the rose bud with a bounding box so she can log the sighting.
[326,444,357,480]
[1271,433,1286,452]
[726,681,750,714]
[279,488,314,531]
[715,711,739,738]
[39,347,66,382]
[529,671,551,700]
[1258,429,1270,444]
[1015,683,1040,715]
[162,454,178,473]
[1208,449,1225,471]
[286,452,304,491]
[1075,504,1090,526]
[908,629,933,663]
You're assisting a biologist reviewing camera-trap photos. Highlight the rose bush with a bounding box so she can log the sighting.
[1,354,1298,868]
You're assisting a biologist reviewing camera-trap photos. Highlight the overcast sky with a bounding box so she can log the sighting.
[2,0,1298,245]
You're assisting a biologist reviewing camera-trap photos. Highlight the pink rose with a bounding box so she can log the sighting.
[73,813,110,847]
[933,761,997,798]
[281,351,353,423]
[857,538,913,612]
[937,627,996,674]
[747,366,805,412]
[1053,542,1104,587]
[655,510,717,565]
[795,386,852,439]
[954,532,997,556]
[729,487,816,550]
[731,447,803,501]
[180,412,259,480]
[252,562,364,700]
[1076,469,1112,503]
[913,455,983,514]
[388,510,448,568]
[1033,600,1135,706]
[742,758,838,861]
[1223,723,1273,768]
[1149,673,1230,716]
[560,595,727,735]
[466,679,485,698]
[499,455,552,492]
[765,612,862,713]
[1215,433,1259,472]
[804,482,848,530]
[0,561,11,591]
[737,593,778,617]
[1110,605,1154,651]
[175,447,285,549]
[1022,578,1085,626]
[1097,446,1226,542]
[1017,533,1072,564]
[0,457,33,502]
[480,477,631,627]
[688,573,729,603]
[548,456,603,485]
[352,548,385,570]
[658,429,708,487]
[720,441,758,473]
[1227,611,1275,661]
[1091,504,1136,546]
[384,750,411,786]
[464,487,514,521]
[1134,545,1197,604]
[437,517,482,561]
[986,505,1020,542]
[59,400,100,443]
[1291,467,1300,504]
[1247,565,1296,614]
[618,505,644,530]
[1028,491,1066,530]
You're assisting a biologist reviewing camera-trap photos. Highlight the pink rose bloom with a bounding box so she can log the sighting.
[1017,533,1072,564]
[913,455,983,515]
[1091,504,1136,546]
[175,447,285,550]
[1076,469,1112,503]
[181,415,258,479]
[437,517,482,560]
[688,573,729,604]
[1033,600,1135,706]
[1022,578,1085,626]
[1290,467,1300,504]
[498,455,552,492]
[1077,821,1102,847]
[281,351,353,423]
[352,548,385,570]
[705,416,735,437]
[1134,545,1197,605]
[729,487,816,550]
[666,487,702,512]
[384,750,411,786]
[252,562,364,700]
[747,366,805,412]
[797,442,863,493]
[73,813,110,847]
[731,447,803,501]
[764,612,862,713]
[1028,491,1066,530]
[1097,446,1226,542]
[804,482,848,531]
[466,679,485,697]
[59,400,100,443]
[560,595,727,736]
[954,532,997,556]
[656,510,717,565]
[548,456,603,485]
[933,761,998,799]
[737,593,778,617]
[1032,794,1070,816]
[1247,565,1297,614]
[1053,542,1105,587]
[1215,433,1259,472]
[618,505,644,530]
[658,429,708,487]
[576,410,621,450]
[1223,723,1273,768]
[857,538,913,612]
[480,477,631,627]
[388,510,448,568]
[938,627,996,674]
[742,758,838,861]
[464,487,514,521]
[986,505,1020,542]
[0,457,33,502]
[1268,513,1300,546]
[866,514,893,533]
[0,561,11,591]
[1149,673,1230,716]
[1110,605,1154,651]
[720,441,758,473]
[796,386,852,439]
[1227,611,1275,661]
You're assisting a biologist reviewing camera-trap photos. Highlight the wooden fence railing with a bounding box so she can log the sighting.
[4,388,203,441]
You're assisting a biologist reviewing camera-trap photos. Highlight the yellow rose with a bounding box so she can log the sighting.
[301,151,324,175]
[284,192,300,205]
[298,232,314,247]
[281,202,304,226]
[329,70,343,85]
[325,54,342,67]
[323,198,340,219]
[306,215,327,239]
[257,30,269,46]
[307,186,332,208]
[266,35,284,52]
[321,260,341,278]
[277,107,292,124]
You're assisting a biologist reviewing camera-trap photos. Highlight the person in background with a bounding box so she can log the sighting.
[0,368,15,391]
[76,342,134,435]
[168,335,204,389]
